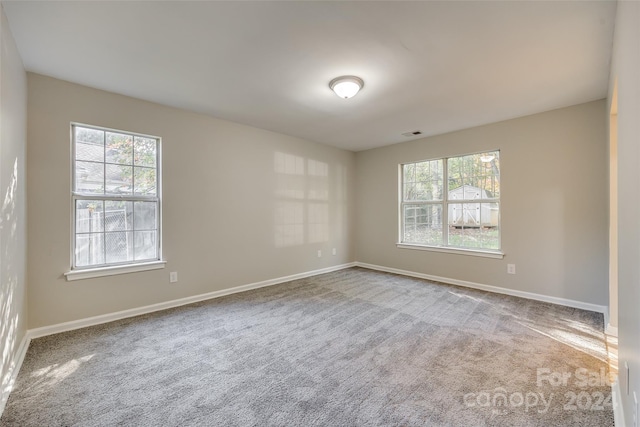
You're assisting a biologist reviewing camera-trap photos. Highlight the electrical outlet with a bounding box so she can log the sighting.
[507,264,516,274]
[317,250,322,258]
[170,272,178,283]
[332,248,337,256]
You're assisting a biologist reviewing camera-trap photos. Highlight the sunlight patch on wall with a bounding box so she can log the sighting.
[1,159,20,400]
[275,202,304,248]
[274,153,329,248]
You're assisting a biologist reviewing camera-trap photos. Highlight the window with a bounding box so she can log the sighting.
[400,151,500,254]
[71,124,161,270]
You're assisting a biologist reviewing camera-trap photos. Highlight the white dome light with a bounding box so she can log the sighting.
[329,76,364,99]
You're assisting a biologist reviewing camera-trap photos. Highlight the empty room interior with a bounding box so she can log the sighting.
[0,1,639,426]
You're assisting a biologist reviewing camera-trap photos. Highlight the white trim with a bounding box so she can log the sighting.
[355,262,608,314]
[64,260,167,281]
[602,306,611,334]
[32,262,357,339]
[70,123,163,272]
[605,323,619,338]
[396,243,504,259]
[1,262,355,419]
[612,376,626,427]
[399,150,502,251]
[0,333,31,417]
[2,261,610,420]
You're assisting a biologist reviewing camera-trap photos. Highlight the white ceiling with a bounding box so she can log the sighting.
[2,1,616,151]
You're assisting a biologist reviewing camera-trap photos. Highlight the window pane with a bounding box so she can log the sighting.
[448,202,499,250]
[451,201,483,225]
[105,231,134,263]
[75,161,104,194]
[134,201,157,230]
[414,179,443,201]
[105,164,133,194]
[73,125,160,269]
[75,233,104,267]
[414,181,430,200]
[134,167,157,196]
[447,156,463,192]
[414,161,431,182]
[134,231,157,260]
[105,201,133,231]
[449,226,498,250]
[449,226,475,249]
[76,142,104,163]
[76,200,104,233]
[448,151,500,199]
[480,202,500,249]
[449,203,482,227]
[403,163,415,183]
[477,226,500,250]
[403,182,416,201]
[106,132,133,165]
[134,137,157,167]
[75,127,104,145]
[463,186,483,200]
[403,204,443,245]
[403,160,443,201]
[401,151,500,252]
[480,152,500,198]
[481,202,500,228]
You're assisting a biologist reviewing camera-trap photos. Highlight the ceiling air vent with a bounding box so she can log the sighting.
[401,131,422,137]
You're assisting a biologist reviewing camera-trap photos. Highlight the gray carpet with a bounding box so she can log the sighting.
[1,267,614,426]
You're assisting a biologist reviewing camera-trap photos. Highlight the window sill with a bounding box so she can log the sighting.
[64,260,167,281]
[396,243,504,259]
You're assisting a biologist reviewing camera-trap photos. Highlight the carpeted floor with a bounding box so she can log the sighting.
[1,267,614,426]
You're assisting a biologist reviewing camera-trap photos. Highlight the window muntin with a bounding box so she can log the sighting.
[72,124,161,269]
[401,151,500,252]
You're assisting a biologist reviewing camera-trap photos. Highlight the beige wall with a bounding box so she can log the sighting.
[355,100,608,306]
[608,1,640,423]
[0,5,27,407]
[27,73,355,328]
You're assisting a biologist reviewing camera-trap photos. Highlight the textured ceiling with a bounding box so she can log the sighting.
[3,1,616,151]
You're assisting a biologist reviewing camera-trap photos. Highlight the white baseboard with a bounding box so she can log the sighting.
[1,261,613,421]
[355,262,608,315]
[0,333,31,418]
[0,262,354,420]
[28,262,357,339]
[612,375,626,427]
[22,260,610,340]
[606,323,619,337]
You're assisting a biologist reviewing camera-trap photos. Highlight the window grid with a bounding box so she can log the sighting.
[401,151,500,251]
[72,124,161,269]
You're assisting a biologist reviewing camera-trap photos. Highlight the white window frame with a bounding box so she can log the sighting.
[397,150,504,259]
[65,123,165,281]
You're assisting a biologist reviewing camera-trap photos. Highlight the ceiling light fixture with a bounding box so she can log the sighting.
[329,76,364,99]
